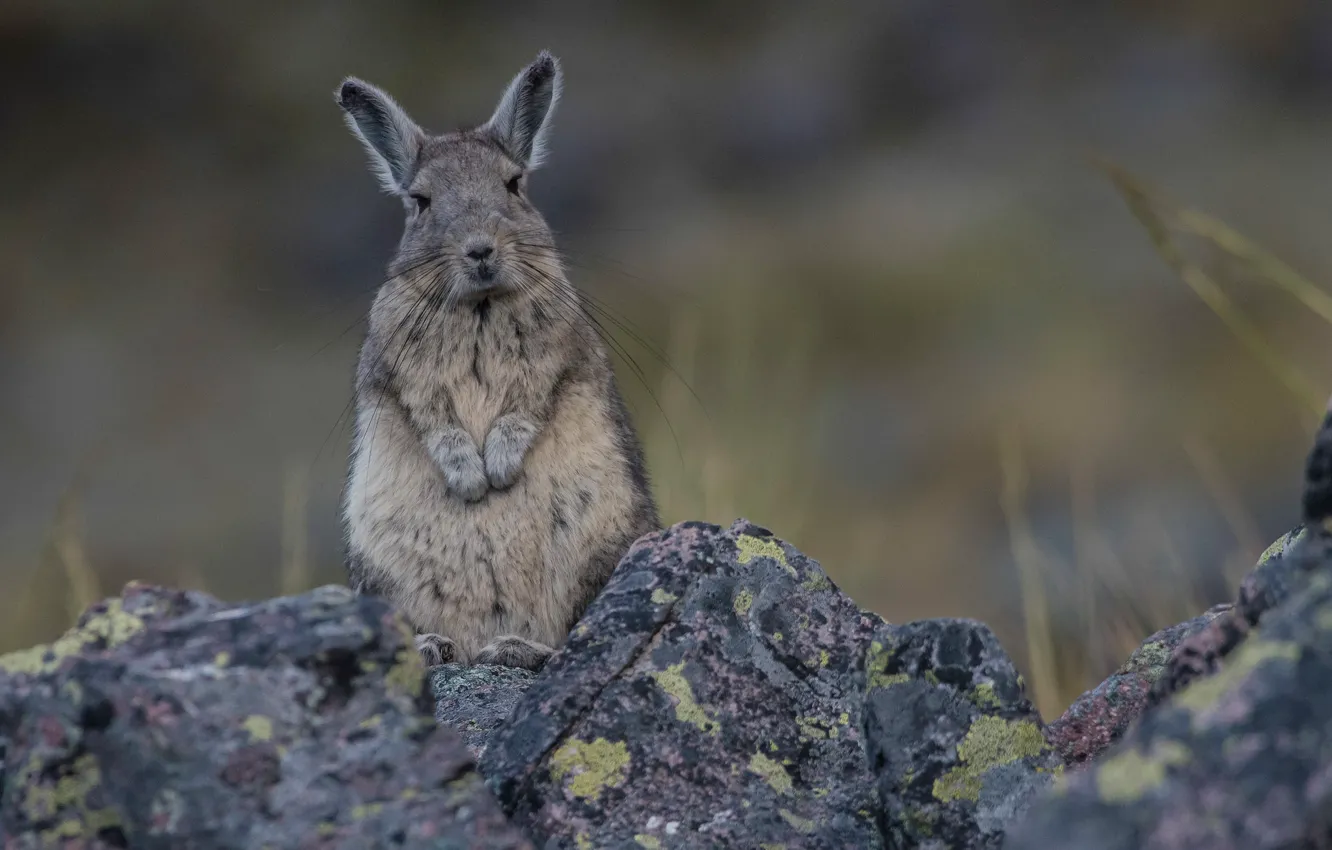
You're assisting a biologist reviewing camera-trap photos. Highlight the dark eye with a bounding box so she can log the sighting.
[504,174,522,196]
[410,194,430,213]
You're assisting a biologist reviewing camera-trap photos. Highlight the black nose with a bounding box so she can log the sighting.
[466,245,494,261]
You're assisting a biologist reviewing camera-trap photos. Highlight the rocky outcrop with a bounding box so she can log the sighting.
[431,663,535,760]
[8,422,1332,849]
[1004,409,1332,849]
[0,583,531,849]
[1043,603,1231,766]
[478,519,1059,849]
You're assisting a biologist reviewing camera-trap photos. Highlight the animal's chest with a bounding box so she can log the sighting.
[398,310,524,439]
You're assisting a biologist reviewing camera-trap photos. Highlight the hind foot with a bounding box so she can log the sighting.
[415,633,457,667]
[474,635,554,671]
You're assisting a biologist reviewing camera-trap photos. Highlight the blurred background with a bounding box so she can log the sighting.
[4,0,1332,717]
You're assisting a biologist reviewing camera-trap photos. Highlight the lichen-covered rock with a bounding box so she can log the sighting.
[1004,408,1332,850]
[431,663,535,760]
[0,582,532,849]
[866,618,1062,848]
[1145,527,1307,707]
[1147,407,1332,709]
[1045,603,1231,765]
[480,519,1057,849]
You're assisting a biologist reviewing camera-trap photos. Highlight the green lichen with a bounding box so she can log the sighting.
[733,589,754,617]
[735,534,796,577]
[550,737,631,801]
[759,844,787,850]
[0,599,145,676]
[1173,638,1301,718]
[242,715,273,742]
[318,822,338,837]
[866,640,910,689]
[1258,527,1304,566]
[802,572,831,591]
[651,588,678,605]
[932,716,1049,803]
[778,809,815,833]
[650,661,720,734]
[1125,641,1170,680]
[748,752,793,794]
[383,617,426,700]
[576,833,594,850]
[16,752,123,841]
[1315,605,1332,631]
[635,835,661,849]
[1094,741,1191,803]
[351,802,383,820]
[971,682,1001,709]
[797,715,841,741]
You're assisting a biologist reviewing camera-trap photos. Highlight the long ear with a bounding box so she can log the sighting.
[336,77,425,194]
[484,50,562,170]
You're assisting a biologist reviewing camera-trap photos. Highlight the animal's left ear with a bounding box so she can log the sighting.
[485,50,562,170]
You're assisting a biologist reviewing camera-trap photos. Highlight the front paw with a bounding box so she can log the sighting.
[441,446,488,502]
[415,633,457,667]
[484,417,538,490]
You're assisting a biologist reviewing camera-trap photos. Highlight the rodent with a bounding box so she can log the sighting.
[335,51,661,670]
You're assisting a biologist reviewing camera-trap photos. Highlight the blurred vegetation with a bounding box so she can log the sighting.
[5,3,1332,719]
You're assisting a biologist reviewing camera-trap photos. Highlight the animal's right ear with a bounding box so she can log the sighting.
[336,77,425,195]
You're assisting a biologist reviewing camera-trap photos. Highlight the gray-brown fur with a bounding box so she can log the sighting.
[335,51,660,670]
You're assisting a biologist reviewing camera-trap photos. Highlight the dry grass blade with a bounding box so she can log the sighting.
[997,427,1061,720]
[1094,158,1326,417]
[1175,209,1332,327]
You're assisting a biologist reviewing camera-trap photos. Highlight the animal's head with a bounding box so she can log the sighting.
[336,51,564,303]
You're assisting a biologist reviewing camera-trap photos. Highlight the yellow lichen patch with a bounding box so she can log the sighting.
[18,752,122,839]
[735,535,796,577]
[384,644,426,701]
[797,715,840,741]
[1315,606,1332,631]
[733,589,754,617]
[802,572,831,592]
[650,662,720,735]
[318,822,338,838]
[760,844,787,850]
[635,835,661,849]
[1258,528,1304,565]
[778,809,815,834]
[214,651,231,667]
[748,752,793,794]
[576,833,594,850]
[866,640,910,689]
[971,683,1001,709]
[0,599,145,676]
[1094,741,1191,803]
[1172,638,1301,719]
[550,737,631,801]
[351,802,384,820]
[651,588,678,605]
[242,715,274,742]
[932,716,1049,803]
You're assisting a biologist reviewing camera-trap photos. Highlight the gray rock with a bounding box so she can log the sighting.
[0,582,532,849]
[431,662,536,760]
[479,518,1057,848]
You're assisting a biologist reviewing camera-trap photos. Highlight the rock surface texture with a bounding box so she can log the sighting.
[1044,604,1232,766]
[431,663,535,760]
[1005,408,1332,850]
[0,583,531,849]
[479,519,1060,849]
[8,420,1332,849]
